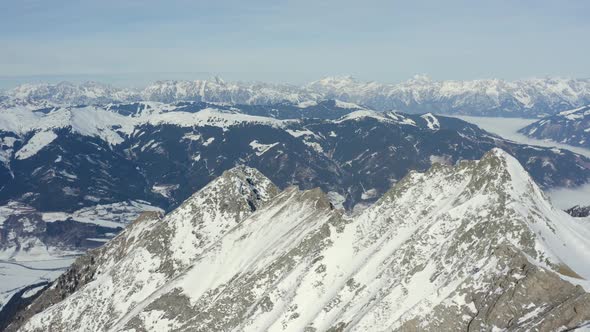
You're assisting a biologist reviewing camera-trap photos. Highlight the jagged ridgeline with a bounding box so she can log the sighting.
[6,149,590,331]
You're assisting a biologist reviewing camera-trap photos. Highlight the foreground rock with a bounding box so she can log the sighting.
[8,150,590,331]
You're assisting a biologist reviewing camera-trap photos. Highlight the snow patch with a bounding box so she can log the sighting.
[249,140,279,156]
[15,131,58,160]
[421,113,440,130]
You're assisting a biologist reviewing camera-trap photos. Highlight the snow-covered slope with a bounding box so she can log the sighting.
[519,105,590,148]
[3,76,590,117]
[0,103,284,151]
[5,166,278,331]
[12,149,590,331]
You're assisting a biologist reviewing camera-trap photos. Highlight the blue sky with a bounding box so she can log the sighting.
[1,0,589,87]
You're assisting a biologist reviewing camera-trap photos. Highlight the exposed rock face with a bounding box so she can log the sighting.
[565,205,590,218]
[399,245,590,331]
[10,150,590,331]
[4,166,277,332]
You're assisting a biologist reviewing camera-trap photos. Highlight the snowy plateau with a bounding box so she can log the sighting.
[4,150,590,331]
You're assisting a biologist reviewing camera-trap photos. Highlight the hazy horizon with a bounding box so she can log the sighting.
[2,0,589,88]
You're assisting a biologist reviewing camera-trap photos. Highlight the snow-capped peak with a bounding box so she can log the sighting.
[14,149,590,331]
[8,165,279,332]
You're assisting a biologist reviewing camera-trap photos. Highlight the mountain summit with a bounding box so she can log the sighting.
[7,149,590,331]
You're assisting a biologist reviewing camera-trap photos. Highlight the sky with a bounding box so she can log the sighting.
[1,0,589,87]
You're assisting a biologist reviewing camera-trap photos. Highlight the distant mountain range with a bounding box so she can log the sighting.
[6,150,590,331]
[519,105,590,148]
[3,76,590,117]
[2,81,590,330]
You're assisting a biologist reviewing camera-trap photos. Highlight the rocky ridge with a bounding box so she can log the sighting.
[8,149,590,331]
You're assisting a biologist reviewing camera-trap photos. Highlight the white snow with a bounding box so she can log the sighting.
[15,131,58,160]
[327,191,346,210]
[17,150,590,331]
[285,129,318,138]
[360,188,378,200]
[303,141,324,154]
[202,137,215,146]
[447,114,590,207]
[151,184,179,199]
[335,110,390,123]
[334,100,364,109]
[296,100,318,108]
[41,201,163,228]
[0,256,76,310]
[0,104,286,159]
[21,284,47,299]
[249,140,279,156]
[421,113,440,130]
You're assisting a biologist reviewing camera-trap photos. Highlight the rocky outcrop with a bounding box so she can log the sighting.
[399,245,590,331]
[565,205,590,218]
[5,166,277,332]
[11,150,590,331]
